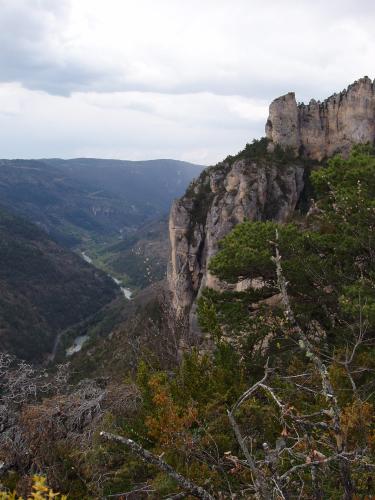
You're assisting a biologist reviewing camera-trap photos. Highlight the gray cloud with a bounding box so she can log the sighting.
[0,0,374,100]
[0,0,374,162]
[0,0,106,95]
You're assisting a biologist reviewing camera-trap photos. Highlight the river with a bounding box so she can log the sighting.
[60,251,133,358]
[81,251,93,264]
[110,276,132,300]
[81,251,133,300]
[66,334,89,356]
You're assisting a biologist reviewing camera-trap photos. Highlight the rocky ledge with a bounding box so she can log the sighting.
[266,76,375,160]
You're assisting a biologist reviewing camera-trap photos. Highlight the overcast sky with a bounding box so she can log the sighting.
[0,0,374,164]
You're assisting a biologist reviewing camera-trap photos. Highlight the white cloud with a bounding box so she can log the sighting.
[0,84,262,163]
[0,83,25,115]
[0,0,374,162]
[81,91,268,129]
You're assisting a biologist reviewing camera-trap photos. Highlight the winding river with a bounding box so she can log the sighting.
[64,251,133,357]
[81,251,133,300]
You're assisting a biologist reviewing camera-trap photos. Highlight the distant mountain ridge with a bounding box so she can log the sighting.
[0,157,203,247]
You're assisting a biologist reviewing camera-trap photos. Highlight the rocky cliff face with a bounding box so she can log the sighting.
[266,76,375,160]
[168,156,305,335]
[168,76,374,338]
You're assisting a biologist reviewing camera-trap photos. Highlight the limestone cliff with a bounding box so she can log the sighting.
[168,153,305,335]
[266,76,375,160]
[168,76,374,338]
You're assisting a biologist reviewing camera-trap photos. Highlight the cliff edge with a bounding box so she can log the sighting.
[266,76,375,160]
[168,77,374,339]
[168,147,305,337]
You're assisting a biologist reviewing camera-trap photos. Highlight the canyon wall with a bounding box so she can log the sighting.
[168,76,374,338]
[266,76,375,160]
[168,159,305,335]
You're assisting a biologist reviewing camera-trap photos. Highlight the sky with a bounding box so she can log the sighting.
[0,0,374,165]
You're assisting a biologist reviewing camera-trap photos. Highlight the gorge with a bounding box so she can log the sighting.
[0,76,374,499]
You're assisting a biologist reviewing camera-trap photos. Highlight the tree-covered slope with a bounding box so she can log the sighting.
[71,145,374,499]
[43,158,204,218]
[84,218,169,290]
[0,147,374,498]
[0,158,202,247]
[0,207,117,361]
[53,145,371,499]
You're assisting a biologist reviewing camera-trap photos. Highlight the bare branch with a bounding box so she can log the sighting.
[100,431,215,500]
[232,358,271,413]
[279,453,353,480]
[271,229,354,499]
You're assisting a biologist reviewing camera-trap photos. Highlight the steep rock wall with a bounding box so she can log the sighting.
[168,158,305,335]
[169,76,374,339]
[266,76,375,160]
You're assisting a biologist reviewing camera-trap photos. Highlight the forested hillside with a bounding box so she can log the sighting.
[0,158,202,247]
[120,145,374,499]
[1,146,373,498]
[0,207,117,361]
[43,158,203,221]
[0,158,201,294]
[84,218,169,289]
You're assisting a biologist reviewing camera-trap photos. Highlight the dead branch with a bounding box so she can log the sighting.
[100,431,215,500]
[271,229,354,499]
[231,358,271,413]
[279,452,353,480]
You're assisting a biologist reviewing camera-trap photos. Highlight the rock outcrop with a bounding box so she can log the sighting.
[168,76,374,338]
[168,158,305,335]
[266,76,375,160]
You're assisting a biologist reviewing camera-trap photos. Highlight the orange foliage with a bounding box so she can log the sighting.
[145,375,198,451]
[341,400,375,451]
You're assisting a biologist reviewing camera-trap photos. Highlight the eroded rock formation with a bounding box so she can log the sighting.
[168,76,374,338]
[266,76,375,160]
[168,159,305,335]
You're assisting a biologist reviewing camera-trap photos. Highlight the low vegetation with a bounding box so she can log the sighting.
[0,146,374,497]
